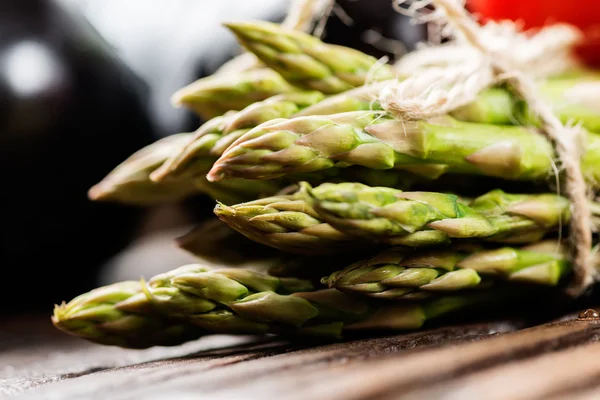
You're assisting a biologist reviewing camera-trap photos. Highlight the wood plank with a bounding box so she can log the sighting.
[396,340,600,400]
[0,316,260,397]
[5,310,600,400]
[5,319,522,399]
[228,319,600,400]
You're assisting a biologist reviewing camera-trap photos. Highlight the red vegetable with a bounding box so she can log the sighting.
[467,0,600,67]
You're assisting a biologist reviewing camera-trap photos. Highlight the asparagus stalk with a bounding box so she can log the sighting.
[213,194,359,255]
[87,118,285,205]
[294,82,518,126]
[223,21,396,94]
[86,134,421,206]
[53,263,516,348]
[299,75,600,130]
[529,77,600,133]
[178,75,600,185]
[96,76,600,205]
[51,281,207,349]
[153,91,326,182]
[52,265,314,348]
[87,133,207,205]
[224,19,600,125]
[303,182,577,246]
[214,183,599,253]
[162,83,531,185]
[175,218,286,268]
[171,68,296,120]
[208,111,600,186]
[323,241,572,302]
[451,77,600,132]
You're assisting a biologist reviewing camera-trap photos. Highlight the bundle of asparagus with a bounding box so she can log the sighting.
[54,19,600,349]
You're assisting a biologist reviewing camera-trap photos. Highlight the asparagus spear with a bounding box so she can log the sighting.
[214,183,599,253]
[207,111,600,186]
[323,241,572,302]
[86,134,422,206]
[87,133,207,205]
[171,68,296,120]
[303,182,577,246]
[529,77,600,133]
[299,75,600,130]
[173,75,600,185]
[223,21,396,94]
[451,77,600,132]
[52,265,313,348]
[153,91,326,182]
[175,218,286,268]
[294,81,517,126]
[53,263,516,348]
[161,83,528,184]
[213,194,359,255]
[87,119,285,205]
[96,76,600,204]
[51,281,207,349]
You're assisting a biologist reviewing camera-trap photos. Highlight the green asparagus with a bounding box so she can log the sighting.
[53,263,518,348]
[87,133,206,205]
[303,182,579,246]
[214,183,600,253]
[153,91,326,182]
[294,81,516,125]
[52,265,313,348]
[175,218,286,268]
[297,75,600,131]
[527,77,600,133]
[171,68,296,120]
[185,76,600,185]
[51,281,206,349]
[99,76,600,204]
[88,120,285,205]
[207,111,600,185]
[224,21,396,94]
[323,241,572,302]
[213,194,359,254]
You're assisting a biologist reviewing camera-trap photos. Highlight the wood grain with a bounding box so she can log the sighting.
[3,309,600,400]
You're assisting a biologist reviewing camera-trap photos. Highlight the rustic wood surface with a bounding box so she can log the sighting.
[3,307,600,400]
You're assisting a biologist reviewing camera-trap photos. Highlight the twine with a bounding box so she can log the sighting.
[381,59,494,120]
[389,0,594,296]
[393,22,583,78]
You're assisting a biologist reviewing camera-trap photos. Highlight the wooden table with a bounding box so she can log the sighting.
[4,308,600,400]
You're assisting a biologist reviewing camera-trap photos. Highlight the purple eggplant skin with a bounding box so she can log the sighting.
[0,0,156,313]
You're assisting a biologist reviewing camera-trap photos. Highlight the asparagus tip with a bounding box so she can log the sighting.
[51,302,68,325]
[222,21,258,36]
[206,167,224,182]
[213,201,236,218]
[169,89,185,107]
[88,183,110,201]
[297,181,314,200]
